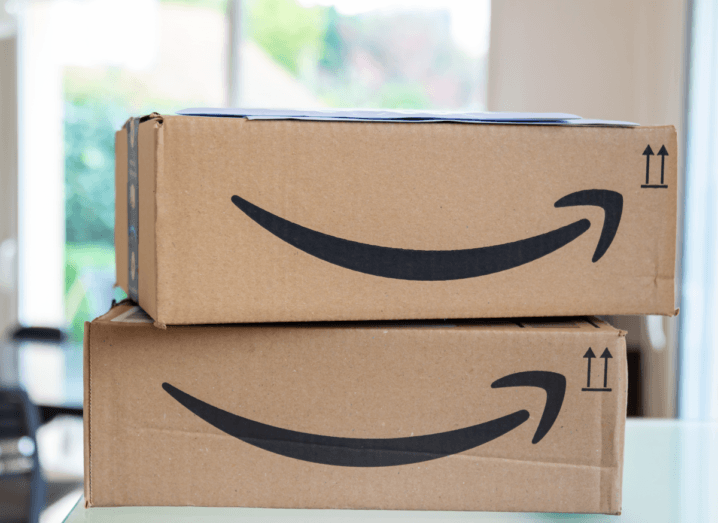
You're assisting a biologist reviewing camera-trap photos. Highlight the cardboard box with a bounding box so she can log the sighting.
[84,303,627,513]
[115,112,677,325]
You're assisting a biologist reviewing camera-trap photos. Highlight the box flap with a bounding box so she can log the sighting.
[98,302,619,335]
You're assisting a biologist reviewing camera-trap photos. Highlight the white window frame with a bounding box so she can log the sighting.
[679,0,718,420]
[0,2,19,341]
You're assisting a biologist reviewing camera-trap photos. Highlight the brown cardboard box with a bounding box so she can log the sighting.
[84,303,627,513]
[115,114,677,325]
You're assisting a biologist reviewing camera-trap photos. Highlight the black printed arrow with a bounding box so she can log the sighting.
[162,371,566,468]
[583,348,596,388]
[643,145,654,185]
[231,189,623,281]
[657,145,668,185]
[582,347,612,392]
[601,348,613,388]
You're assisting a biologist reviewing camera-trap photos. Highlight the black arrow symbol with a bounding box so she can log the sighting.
[231,189,623,280]
[657,145,668,185]
[162,371,566,467]
[583,348,596,388]
[600,348,613,388]
[643,145,654,185]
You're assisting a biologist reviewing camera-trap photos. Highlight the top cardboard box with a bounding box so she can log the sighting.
[115,110,677,325]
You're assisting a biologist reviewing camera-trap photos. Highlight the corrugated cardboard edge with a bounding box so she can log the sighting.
[83,321,92,508]
[138,117,163,322]
[152,116,166,329]
[85,304,132,508]
[668,126,679,317]
[607,328,628,515]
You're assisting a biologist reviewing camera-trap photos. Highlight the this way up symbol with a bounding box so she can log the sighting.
[582,348,613,392]
[641,145,669,189]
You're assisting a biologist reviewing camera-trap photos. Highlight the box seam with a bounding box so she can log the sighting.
[616,339,629,514]
[600,337,626,514]
[85,321,92,507]
[154,118,163,326]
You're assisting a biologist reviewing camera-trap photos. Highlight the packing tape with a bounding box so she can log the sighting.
[127,117,140,302]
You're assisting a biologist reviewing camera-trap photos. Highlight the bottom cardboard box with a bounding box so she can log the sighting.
[84,303,627,514]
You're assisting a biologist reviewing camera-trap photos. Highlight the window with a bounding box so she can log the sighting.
[13,0,491,407]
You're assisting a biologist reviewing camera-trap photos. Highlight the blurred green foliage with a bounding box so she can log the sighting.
[318,7,346,74]
[64,93,128,340]
[64,95,125,245]
[246,0,481,109]
[246,0,324,74]
[377,82,431,110]
[65,244,121,341]
[63,252,86,342]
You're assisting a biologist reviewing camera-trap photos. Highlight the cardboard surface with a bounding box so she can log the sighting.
[115,115,677,325]
[84,303,627,513]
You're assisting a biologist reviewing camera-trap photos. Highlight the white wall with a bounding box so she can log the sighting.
[0,33,18,340]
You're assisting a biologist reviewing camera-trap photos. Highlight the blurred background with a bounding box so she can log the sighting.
[0,0,716,521]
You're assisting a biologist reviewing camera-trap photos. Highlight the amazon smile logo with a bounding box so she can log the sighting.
[163,371,565,467]
[230,189,622,280]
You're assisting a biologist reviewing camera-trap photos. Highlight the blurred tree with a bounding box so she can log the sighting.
[319,7,346,74]
[63,255,88,342]
[64,96,125,245]
[64,95,126,340]
[309,8,484,110]
[247,0,324,74]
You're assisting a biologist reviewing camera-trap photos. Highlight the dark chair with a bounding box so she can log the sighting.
[0,388,44,523]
